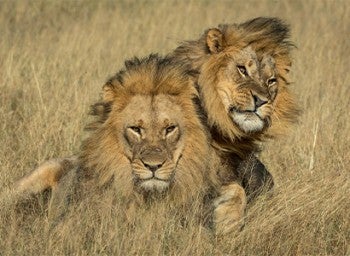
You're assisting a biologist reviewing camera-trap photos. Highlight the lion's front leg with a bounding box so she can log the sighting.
[213,182,247,235]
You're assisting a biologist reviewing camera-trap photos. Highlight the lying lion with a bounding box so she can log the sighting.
[13,55,246,235]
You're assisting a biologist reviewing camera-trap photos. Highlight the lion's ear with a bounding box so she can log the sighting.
[206,28,224,54]
[102,82,117,102]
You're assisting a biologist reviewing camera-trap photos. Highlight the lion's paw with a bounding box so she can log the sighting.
[213,183,247,235]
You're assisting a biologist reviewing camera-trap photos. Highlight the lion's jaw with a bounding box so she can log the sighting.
[227,91,273,133]
[230,111,265,133]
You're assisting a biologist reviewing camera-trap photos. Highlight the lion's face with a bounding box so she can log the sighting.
[118,94,184,193]
[186,22,300,148]
[172,19,299,151]
[215,47,278,133]
[79,55,217,201]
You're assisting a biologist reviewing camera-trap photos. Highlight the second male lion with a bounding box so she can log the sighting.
[172,17,300,197]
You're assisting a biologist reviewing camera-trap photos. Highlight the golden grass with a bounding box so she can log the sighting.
[0,0,349,255]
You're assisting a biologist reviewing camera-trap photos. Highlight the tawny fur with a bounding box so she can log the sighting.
[0,156,77,211]
[213,183,247,235]
[15,156,77,194]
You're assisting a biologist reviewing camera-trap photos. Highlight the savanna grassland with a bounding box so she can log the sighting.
[0,0,349,255]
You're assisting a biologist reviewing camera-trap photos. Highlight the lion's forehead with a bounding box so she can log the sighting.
[153,95,184,122]
[121,94,184,128]
[120,95,152,124]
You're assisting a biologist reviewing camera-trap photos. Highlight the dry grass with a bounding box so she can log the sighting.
[0,0,349,255]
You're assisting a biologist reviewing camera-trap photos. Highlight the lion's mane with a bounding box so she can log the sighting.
[75,55,220,206]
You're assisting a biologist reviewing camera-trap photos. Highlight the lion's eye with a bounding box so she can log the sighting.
[165,125,176,135]
[237,65,248,77]
[129,126,142,135]
[267,77,277,86]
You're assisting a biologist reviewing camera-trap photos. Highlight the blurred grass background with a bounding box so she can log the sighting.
[0,0,349,255]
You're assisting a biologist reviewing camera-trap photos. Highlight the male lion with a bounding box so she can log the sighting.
[172,17,300,197]
[6,55,246,235]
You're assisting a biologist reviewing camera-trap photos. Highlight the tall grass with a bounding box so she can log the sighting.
[0,0,349,255]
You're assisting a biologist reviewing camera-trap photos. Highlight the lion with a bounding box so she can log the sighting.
[75,55,221,205]
[6,55,246,235]
[171,17,300,197]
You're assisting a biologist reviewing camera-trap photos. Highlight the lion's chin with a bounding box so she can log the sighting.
[139,179,170,192]
[230,112,266,133]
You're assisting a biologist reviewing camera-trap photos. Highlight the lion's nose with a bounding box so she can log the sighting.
[143,162,163,173]
[253,94,268,108]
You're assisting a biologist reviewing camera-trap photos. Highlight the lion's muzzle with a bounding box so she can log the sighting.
[132,145,175,192]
